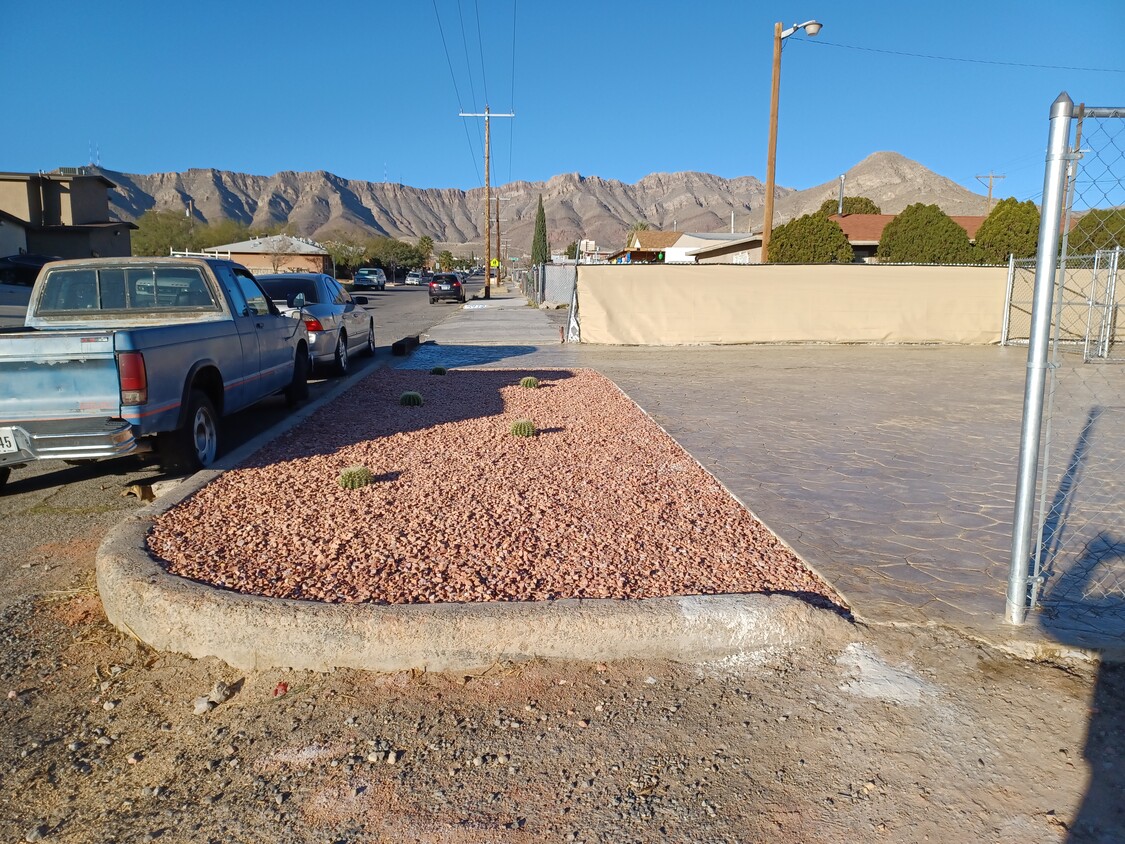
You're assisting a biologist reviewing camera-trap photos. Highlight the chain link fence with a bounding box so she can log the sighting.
[521,263,577,308]
[1008,97,1125,637]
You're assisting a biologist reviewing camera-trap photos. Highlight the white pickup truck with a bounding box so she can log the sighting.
[0,256,310,492]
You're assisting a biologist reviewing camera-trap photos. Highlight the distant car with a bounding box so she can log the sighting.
[429,272,466,304]
[404,271,423,285]
[258,273,375,376]
[0,253,59,286]
[352,267,386,291]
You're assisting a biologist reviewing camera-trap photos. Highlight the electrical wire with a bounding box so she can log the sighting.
[431,0,483,186]
[507,0,518,184]
[474,0,490,105]
[800,38,1125,74]
[457,0,485,154]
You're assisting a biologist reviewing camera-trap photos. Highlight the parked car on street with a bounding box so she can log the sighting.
[352,267,386,291]
[429,272,466,304]
[404,271,423,285]
[258,273,374,376]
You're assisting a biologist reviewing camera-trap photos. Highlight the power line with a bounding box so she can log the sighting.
[474,0,490,105]
[431,0,483,185]
[507,0,518,184]
[800,38,1125,74]
[457,0,485,153]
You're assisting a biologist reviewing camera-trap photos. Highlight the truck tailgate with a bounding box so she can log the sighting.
[0,331,120,421]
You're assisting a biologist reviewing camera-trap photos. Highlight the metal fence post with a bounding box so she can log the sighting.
[1006,92,1075,624]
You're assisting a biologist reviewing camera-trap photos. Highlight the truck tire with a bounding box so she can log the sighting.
[159,390,218,473]
[333,333,349,376]
[0,466,9,493]
[285,348,310,406]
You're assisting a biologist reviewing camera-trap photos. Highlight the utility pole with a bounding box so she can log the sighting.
[975,172,1006,214]
[459,106,515,298]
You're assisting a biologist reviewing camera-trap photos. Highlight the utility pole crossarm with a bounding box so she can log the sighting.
[459,108,516,299]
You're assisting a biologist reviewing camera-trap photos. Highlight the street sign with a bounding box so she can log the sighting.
[490,258,500,267]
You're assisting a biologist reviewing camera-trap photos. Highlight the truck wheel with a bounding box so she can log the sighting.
[285,348,310,406]
[0,466,9,493]
[159,390,218,473]
[363,322,376,357]
[334,333,349,376]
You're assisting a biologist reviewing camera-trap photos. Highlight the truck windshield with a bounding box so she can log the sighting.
[38,267,218,312]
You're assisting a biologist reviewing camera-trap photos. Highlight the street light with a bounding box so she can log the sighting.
[760,19,822,263]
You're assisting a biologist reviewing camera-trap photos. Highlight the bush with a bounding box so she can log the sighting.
[519,376,539,389]
[974,198,1040,264]
[338,465,373,489]
[769,214,854,263]
[399,391,423,406]
[877,203,974,264]
[1068,208,1125,254]
[510,419,536,437]
[817,196,881,217]
[430,366,447,375]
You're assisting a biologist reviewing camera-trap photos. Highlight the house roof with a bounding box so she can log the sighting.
[206,235,327,255]
[685,233,763,257]
[0,170,118,190]
[828,214,987,244]
[629,230,684,250]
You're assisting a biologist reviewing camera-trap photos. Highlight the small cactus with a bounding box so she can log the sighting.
[430,366,447,376]
[519,376,539,389]
[399,391,424,407]
[338,465,373,489]
[510,418,537,438]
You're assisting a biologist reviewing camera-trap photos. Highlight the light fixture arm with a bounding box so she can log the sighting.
[779,19,822,40]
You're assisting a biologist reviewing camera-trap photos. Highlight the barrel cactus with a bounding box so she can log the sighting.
[518,376,539,389]
[338,465,373,489]
[430,366,448,376]
[399,391,424,407]
[510,419,537,438]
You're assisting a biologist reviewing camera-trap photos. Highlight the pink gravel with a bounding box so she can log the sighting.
[148,368,844,609]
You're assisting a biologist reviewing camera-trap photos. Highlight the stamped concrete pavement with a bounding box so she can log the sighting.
[404,287,1125,659]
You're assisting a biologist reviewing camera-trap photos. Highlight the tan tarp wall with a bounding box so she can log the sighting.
[576,264,1010,345]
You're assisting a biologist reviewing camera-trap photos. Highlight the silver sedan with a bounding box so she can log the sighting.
[258,273,375,376]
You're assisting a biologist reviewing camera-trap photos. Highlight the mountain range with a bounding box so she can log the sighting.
[101,151,989,256]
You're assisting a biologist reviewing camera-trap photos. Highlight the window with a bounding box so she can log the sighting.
[233,268,270,316]
[36,266,216,312]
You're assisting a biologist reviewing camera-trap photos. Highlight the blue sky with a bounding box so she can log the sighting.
[4,0,1123,205]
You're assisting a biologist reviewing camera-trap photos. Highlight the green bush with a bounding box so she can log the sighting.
[769,214,854,263]
[817,196,881,217]
[877,203,975,264]
[338,465,373,489]
[519,376,539,389]
[510,419,536,437]
[430,366,447,376]
[974,198,1040,264]
[399,391,424,406]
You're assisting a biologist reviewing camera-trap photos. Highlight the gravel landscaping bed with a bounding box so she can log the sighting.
[148,368,843,610]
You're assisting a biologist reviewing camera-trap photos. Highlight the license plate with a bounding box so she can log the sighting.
[440,284,450,290]
[0,427,17,454]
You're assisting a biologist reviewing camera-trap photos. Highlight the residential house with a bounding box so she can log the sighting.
[605,230,684,264]
[686,233,764,264]
[0,168,135,258]
[828,214,987,262]
[202,235,331,276]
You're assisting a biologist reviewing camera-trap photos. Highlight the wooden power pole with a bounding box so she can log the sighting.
[975,172,1006,214]
[459,106,514,299]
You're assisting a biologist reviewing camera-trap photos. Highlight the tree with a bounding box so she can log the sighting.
[1068,208,1125,254]
[322,238,369,276]
[195,219,250,250]
[416,235,434,266]
[368,236,421,281]
[877,203,974,264]
[817,196,881,217]
[531,194,549,265]
[436,250,455,271]
[564,241,578,260]
[769,214,854,263]
[131,209,196,256]
[973,198,1040,264]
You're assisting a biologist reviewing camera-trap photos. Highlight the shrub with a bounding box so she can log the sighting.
[769,214,854,263]
[510,419,536,437]
[974,197,1040,264]
[877,203,975,264]
[338,465,373,489]
[519,376,540,389]
[430,366,447,376]
[817,196,881,217]
[399,391,423,406]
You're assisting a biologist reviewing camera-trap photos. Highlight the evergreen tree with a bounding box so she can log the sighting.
[531,194,549,265]
[973,198,1040,264]
[131,209,196,256]
[877,203,974,264]
[1068,208,1125,254]
[817,196,881,217]
[769,214,854,263]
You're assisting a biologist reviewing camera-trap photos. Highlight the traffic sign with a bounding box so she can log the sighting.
[490,258,500,267]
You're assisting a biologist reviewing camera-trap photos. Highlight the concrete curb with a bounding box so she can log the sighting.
[94,350,856,674]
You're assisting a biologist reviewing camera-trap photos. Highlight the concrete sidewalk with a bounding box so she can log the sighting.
[397,290,1125,661]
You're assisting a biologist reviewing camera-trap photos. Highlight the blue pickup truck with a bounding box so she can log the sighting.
[0,256,310,492]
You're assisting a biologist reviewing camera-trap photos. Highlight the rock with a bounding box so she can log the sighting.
[193,697,215,716]
[208,681,231,704]
[25,824,47,842]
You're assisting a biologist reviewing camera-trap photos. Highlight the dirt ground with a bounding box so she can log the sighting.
[2,536,1121,843]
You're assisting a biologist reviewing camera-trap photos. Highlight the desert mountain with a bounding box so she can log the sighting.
[101,152,987,255]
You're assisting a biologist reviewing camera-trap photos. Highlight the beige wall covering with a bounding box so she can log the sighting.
[576,264,1010,345]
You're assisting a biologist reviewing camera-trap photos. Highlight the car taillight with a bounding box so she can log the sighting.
[453,280,461,286]
[117,351,148,406]
[304,317,324,332]
[429,281,437,288]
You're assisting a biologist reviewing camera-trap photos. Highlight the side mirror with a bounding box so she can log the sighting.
[354,296,369,306]
[291,292,306,309]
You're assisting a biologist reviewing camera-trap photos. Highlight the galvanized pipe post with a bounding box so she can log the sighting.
[1006,93,1075,624]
